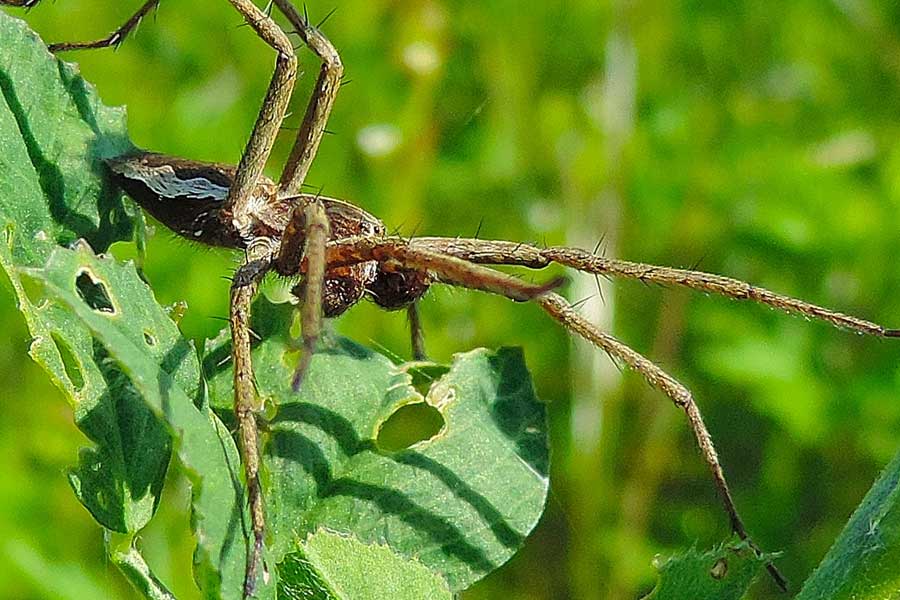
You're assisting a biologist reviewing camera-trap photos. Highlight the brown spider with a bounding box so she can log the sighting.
[7,0,899,596]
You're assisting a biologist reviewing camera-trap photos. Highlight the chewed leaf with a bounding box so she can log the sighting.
[204,297,550,592]
[0,9,161,536]
[24,244,271,600]
[641,538,768,600]
[278,529,452,600]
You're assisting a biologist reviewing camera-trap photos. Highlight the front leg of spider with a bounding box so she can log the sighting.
[229,248,272,595]
[219,1,299,596]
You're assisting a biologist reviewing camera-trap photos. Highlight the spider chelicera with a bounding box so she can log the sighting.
[6,0,898,596]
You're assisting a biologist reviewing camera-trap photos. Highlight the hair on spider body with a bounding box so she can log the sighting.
[367,268,432,311]
[104,151,432,317]
[106,152,249,248]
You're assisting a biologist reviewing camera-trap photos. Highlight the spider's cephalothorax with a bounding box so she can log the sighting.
[106,152,432,317]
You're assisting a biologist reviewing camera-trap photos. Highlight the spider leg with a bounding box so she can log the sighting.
[230,245,274,597]
[48,0,161,52]
[222,0,297,227]
[275,199,330,390]
[322,240,786,586]
[0,0,161,51]
[407,302,428,360]
[542,246,900,337]
[322,238,565,301]
[537,291,788,591]
[217,5,301,596]
[408,237,900,338]
[269,0,343,195]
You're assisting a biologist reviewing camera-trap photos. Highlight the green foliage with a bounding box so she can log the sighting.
[279,529,452,600]
[0,12,550,598]
[0,3,162,537]
[27,245,252,598]
[797,448,900,600]
[205,300,549,591]
[642,539,768,600]
[3,1,900,600]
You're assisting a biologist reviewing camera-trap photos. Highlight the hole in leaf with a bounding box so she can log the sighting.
[710,557,728,580]
[376,403,445,452]
[143,330,157,346]
[75,270,115,314]
[51,333,84,391]
[407,364,446,397]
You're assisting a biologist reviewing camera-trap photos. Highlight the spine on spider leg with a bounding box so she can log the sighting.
[47,0,161,53]
[537,291,789,591]
[541,246,900,339]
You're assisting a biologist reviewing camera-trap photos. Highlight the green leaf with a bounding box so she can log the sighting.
[641,539,768,600]
[0,8,165,535]
[23,244,273,600]
[278,529,452,600]
[796,446,900,600]
[205,297,550,592]
[109,542,177,600]
[0,11,134,267]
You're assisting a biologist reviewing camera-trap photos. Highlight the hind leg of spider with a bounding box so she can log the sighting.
[275,198,330,390]
[536,291,788,591]
[0,0,40,7]
[230,247,275,597]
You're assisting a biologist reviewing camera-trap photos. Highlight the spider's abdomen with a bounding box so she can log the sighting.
[105,152,256,248]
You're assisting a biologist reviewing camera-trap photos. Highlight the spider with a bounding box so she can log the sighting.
[6,0,899,596]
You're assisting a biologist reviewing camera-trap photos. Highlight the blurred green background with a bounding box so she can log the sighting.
[2,0,900,598]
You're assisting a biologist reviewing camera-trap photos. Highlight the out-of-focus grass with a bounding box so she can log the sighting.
[1,1,899,598]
